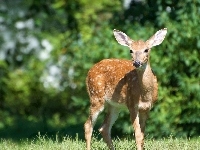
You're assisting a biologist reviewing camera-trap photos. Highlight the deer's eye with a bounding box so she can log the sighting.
[144,49,149,53]
[130,50,133,53]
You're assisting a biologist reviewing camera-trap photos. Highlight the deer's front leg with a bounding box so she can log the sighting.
[130,109,149,150]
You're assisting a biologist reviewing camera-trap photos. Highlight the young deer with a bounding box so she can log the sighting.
[84,28,167,150]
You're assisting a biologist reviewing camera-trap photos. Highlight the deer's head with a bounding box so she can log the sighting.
[113,28,167,69]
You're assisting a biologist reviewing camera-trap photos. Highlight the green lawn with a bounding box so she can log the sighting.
[0,135,200,150]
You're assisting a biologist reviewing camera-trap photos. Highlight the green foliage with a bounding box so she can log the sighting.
[0,0,199,140]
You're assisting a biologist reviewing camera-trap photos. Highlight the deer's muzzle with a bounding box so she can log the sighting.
[133,60,141,68]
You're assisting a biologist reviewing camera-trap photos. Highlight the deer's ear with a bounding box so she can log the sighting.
[113,29,132,47]
[147,28,167,47]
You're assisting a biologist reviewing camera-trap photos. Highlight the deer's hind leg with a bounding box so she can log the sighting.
[99,105,120,150]
[84,96,105,150]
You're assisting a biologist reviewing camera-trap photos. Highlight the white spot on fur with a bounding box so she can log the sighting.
[138,101,152,110]
[98,82,102,85]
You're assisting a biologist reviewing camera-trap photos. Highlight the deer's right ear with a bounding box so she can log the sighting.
[113,29,132,47]
[147,28,167,47]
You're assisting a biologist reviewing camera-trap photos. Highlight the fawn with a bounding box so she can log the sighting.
[84,28,167,150]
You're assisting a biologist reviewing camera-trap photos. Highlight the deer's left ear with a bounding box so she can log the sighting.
[113,29,133,47]
[147,28,167,48]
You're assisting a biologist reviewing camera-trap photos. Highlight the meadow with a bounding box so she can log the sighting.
[1,134,200,150]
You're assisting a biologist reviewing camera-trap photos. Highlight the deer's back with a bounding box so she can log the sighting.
[86,59,157,106]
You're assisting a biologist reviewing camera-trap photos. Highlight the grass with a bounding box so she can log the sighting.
[0,134,200,150]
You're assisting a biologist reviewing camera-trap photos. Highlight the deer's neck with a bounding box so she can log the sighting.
[135,63,155,109]
[136,63,154,92]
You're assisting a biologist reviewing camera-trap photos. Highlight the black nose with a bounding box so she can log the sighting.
[133,61,141,68]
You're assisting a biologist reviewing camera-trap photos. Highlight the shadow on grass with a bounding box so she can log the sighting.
[0,117,85,141]
[0,112,129,142]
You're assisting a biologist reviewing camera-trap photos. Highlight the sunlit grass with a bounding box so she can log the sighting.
[0,134,200,150]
